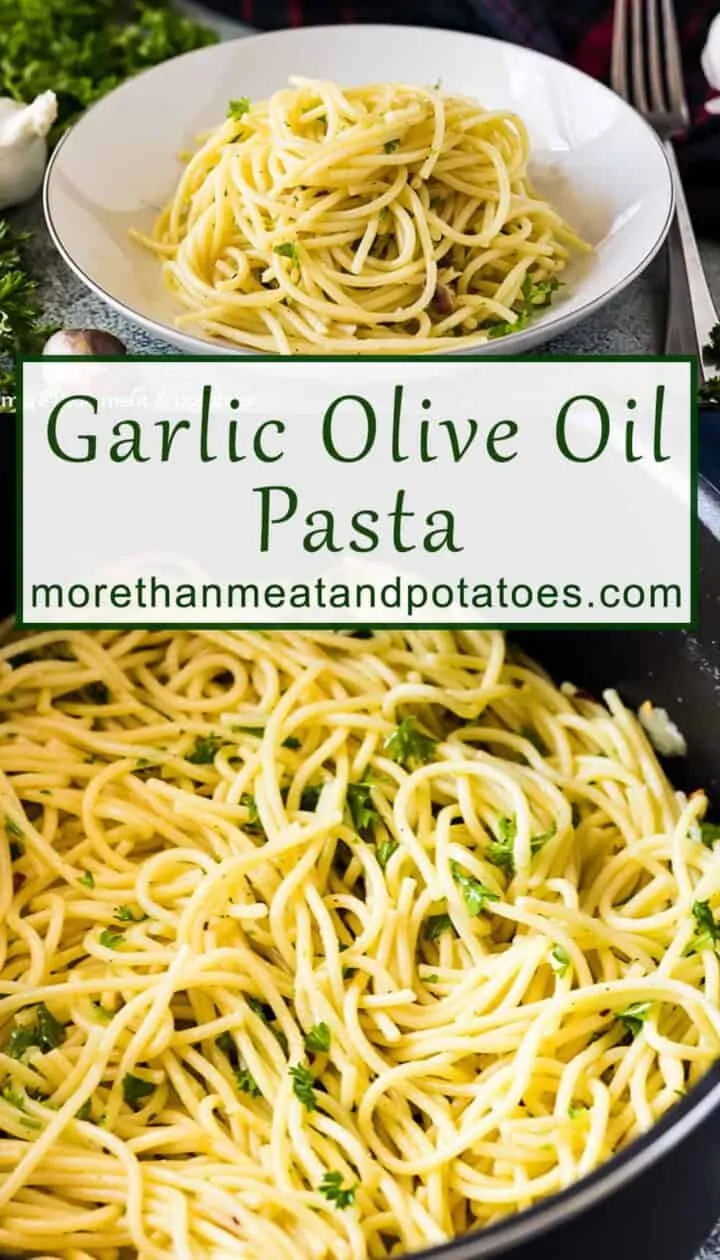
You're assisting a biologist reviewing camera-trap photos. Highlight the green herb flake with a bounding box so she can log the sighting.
[240,792,265,836]
[616,1001,652,1038]
[450,861,499,917]
[4,817,23,840]
[275,242,299,263]
[346,782,379,836]
[186,734,223,765]
[79,870,95,889]
[376,838,399,870]
[247,996,275,1023]
[228,97,250,121]
[234,1066,261,1097]
[122,1072,155,1110]
[99,928,124,950]
[424,912,457,941]
[550,945,570,977]
[304,1022,331,1054]
[5,1003,66,1060]
[384,139,400,153]
[383,716,437,770]
[283,736,301,749]
[114,905,147,923]
[686,899,720,955]
[318,1170,356,1208]
[75,1098,92,1121]
[487,273,561,341]
[289,1063,317,1111]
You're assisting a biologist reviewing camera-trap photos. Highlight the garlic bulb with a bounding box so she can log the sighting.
[0,91,57,210]
[702,13,720,113]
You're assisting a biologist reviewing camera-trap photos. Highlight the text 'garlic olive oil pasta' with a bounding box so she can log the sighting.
[134,79,589,354]
[0,628,718,1259]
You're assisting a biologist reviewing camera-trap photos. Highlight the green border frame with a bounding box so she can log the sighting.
[16,352,698,631]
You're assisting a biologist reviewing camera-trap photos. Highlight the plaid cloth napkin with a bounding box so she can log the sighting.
[203,0,720,236]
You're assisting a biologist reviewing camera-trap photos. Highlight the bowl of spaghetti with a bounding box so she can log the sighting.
[43,24,674,357]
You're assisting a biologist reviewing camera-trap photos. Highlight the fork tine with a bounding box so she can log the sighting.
[660,0,690,122]
[611,0,629,99]
[630,0,650,113]
[645,0,667,113]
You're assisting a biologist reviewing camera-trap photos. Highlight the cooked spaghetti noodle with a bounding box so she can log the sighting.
[135,79,589,354]
[0,628,718,1260]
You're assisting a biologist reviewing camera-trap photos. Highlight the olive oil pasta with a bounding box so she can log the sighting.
[0,628,718,1259]
[135,79,588,353]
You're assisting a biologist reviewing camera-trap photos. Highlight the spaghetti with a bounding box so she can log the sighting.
[0,628,718,1260]
[135,79,589,354]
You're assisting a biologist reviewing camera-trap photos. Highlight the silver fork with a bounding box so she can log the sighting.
[611,0,718,374]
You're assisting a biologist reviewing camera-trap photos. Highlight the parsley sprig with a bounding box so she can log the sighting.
[318,1170,357,1208]
[383,717,437,770]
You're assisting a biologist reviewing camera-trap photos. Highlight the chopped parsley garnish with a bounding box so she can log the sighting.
[114,905,147,922]
[186,734,223,765]
[275,242,299,263]
[376,838,399,870]
[384,139,400,153]
[289,1063,317,1111]
[299,784,322,811]
[228,97,250,121]
[318,1170,356,1208]
[75,1098,92,1121]
[346,782,379,836]
[304,1023,331,1054]
[240,793,264,835]
[488,274,561,340]
[383,717,437,770]
[486,815,554,876]
[424,912,457,940]
[247,996,275,1022]
[550,945,570,977]
[686,900,720,955]
[1,1084,27,1110]
[99,928,124,949]
[4,817,23,840]
[699,821,720,848]
[122,1072,155,1110]
[616,1001,652,1038]
[5,1003,66,1059]
[450,861,499,916]
[283,736,301,749]
[79,870,95,889]
[234,1067,261,1097]
[216,1031,236,1058]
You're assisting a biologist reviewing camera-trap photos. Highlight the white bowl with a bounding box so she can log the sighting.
[43,24,674,356]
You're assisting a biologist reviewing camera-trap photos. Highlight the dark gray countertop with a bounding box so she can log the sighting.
[11,4,720,1256]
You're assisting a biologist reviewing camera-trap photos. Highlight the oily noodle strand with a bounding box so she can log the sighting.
[0,628,718,1260]
[133,78,588,354]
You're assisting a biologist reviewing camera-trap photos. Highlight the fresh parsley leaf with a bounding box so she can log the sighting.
[318,1170,356,1208]
[283,736,301,749]
[247,996,275,1023]
[346,782,379,836]
[699,821,720,849]
[424,913,457,940]
[216,1031,236,1060]
[4,817,23,840]
[0,221,57,404]
[300,784,322,811]
[99,928,124,949]
[550,945,570,977]
[487,273,561,340]
[5,1002,66,1059]
[486,816,553,876]
[186,734,223,764]
[240,793,264,835]
[376,839,399,870]
[122,1072,155,1110]
[79,870,95,889]
[114,905,147,922]
[234,1067,261,1097]
[383,717,436,770]
[289,1063,317,1111]
[75,1099,92,1121]
[228,97,250,121]
[686,899,720,955]
[1,1084,26,1109]
[384,139,400,153]
[450,861,499,916]
[275,242,299,263]
[616,1001,652,1038]
[304,1023,331,1054]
